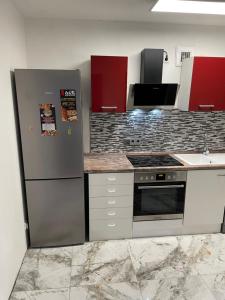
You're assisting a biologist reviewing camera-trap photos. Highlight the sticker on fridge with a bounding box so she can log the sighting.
[40,104,57,136]
[60,89,77,122]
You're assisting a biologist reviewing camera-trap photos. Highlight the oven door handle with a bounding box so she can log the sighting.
[138,185,185,190]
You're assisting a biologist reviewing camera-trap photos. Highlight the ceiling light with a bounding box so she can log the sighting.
[152,0,225,15]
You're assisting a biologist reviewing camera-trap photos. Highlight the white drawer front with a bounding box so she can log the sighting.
[90,207,133,220]
[90,219,132,241]
[89,196,133,209]
[89,184,133,198]
[89,173,133,186]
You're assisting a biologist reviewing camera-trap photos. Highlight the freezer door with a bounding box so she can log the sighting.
[15,69,83,179]
[26,178,85,247]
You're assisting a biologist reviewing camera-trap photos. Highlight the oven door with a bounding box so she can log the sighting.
[133,182,185,221]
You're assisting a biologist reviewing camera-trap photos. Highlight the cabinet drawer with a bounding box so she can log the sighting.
[89,184,133,198]
[90,207,133,220]
[89,173,133,186]
[89,196,133,209]
[89,218,132,241]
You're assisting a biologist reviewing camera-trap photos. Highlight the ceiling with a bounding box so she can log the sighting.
[12,0,225,26]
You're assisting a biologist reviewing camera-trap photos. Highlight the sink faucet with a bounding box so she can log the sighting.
[203,133,209,156]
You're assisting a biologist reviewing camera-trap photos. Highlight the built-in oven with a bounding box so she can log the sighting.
[133,171,187,221]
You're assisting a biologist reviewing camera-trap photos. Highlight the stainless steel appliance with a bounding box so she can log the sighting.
[14,69,85,248]
[133,171,187,221]
[127,155,186,222]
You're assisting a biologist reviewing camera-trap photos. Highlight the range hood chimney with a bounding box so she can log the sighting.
[127,48,179,110]
[140,49,164,84]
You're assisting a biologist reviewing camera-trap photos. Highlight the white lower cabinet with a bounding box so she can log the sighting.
[90,219,132,241]
[89,184,133,198]
[90,207,133,220]
[89,172,133,241]
[89,196,132,209]
[184,169,225,226]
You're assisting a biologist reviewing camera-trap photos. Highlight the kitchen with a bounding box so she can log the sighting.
[1,0,225,299]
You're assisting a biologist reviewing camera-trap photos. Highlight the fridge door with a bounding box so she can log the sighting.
[15,69,83,180]
[26,178,85,247]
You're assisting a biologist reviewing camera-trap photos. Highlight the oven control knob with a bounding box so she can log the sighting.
[173,175,176,179]
[140,176,144,181]
[151,176,154,180]
[167,175,171,180]
[145,176,149,180]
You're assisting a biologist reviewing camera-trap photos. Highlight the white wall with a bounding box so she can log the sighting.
[25,19,225,152]
[0,1,27,299]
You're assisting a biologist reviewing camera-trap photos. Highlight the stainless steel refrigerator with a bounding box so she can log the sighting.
[14,69,85,248]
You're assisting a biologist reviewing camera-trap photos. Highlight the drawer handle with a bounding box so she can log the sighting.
[198,104,215,108]
[107,188,116,193]
[101,106,118,109]
[107,223,116,227]
[218,174,225,177]
[108,200,116,205]
[107,212,116,216]
[107,177,116,181]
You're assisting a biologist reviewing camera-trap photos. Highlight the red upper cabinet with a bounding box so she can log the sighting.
[177,57,225,111]
[91,55,128,112]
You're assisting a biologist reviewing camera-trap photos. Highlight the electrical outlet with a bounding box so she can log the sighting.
[129,138,142,146]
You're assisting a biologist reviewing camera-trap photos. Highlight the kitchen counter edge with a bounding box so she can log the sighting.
[84,152,225,173]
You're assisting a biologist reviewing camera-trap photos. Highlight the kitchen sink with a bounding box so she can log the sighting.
[174,153,225,166]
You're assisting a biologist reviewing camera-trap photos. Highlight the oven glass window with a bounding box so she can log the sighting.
[134,183,185,217]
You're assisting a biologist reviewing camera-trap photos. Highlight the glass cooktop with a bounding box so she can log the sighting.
[127,155,183,168]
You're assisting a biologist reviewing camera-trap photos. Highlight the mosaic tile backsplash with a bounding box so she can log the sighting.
[90,109,225,153]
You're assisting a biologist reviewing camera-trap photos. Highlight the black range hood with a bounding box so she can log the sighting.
[133,83,178,107]
[128,49,178,109]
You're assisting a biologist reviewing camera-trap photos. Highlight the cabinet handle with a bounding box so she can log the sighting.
[101,106,118,109]
[198,104,215,109]
[138,185,184,190]
[217,174,225,177]
[107,177,116,181]
[107,188,116,193]
[107,223,116,227]
[107,212,116,216]
[108,200,116,205]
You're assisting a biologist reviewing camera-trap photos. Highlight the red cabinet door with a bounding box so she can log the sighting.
[189,57,225,111]
[91,55,128,112]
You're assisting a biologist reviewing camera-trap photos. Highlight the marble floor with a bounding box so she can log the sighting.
[10,233,225,300]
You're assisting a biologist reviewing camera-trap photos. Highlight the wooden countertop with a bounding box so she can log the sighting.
[84,152,225,173]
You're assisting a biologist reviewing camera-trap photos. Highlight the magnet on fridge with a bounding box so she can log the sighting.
[40,104,57,136]
[60,89,77,122]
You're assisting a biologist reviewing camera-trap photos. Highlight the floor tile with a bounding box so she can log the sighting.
[72,242,95,266]
[13,250,40,292]
[179,234,225,275]
[72,240,129,266]
[129,236,187,281]
[70,282,142,300]
[22,249,40,268]
[140,275,216,300]
[10,288,70,300]
[12,234,225,299]
[201,273,225,300]
[13,247,72,292]
[70,256,137,286]
[36,247,72,290]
